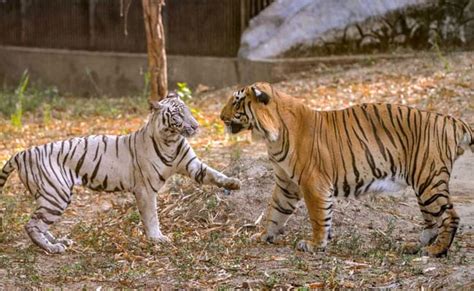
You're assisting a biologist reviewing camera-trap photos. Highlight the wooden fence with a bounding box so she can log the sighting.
[0,0,274,57]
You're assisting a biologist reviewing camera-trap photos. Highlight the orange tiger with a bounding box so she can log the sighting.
[220,82,473,257]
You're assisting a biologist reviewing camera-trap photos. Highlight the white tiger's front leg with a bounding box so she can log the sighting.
[182,157,241,190]
[133,189,170,243]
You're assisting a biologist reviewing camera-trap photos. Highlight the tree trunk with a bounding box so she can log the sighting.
[142,0,168,102]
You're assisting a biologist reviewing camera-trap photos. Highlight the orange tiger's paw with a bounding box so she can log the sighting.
[296,240,326,253]
[421,244,448,258]
[251,231,277,244]
[400,242,421,255]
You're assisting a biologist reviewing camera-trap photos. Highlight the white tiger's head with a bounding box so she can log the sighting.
[150,92,199,138]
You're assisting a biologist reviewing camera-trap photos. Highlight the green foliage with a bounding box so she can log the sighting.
[0,71,151,124]
[0,71,60,124]
[176,82,192,102]
[42,103,52,126]
[142,71,151,100]
[432,39,451,72]
[0,195,30,243]
[264,272,281,289]
[10,71,29,128]
[126,210,141,224]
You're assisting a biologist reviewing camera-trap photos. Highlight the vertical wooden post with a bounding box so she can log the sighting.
[20,0,27,44]
[89,0,96,48]
[240,0,247,34]
[142,0,168,102]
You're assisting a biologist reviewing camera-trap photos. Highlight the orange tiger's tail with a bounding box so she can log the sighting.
[0,155,17,194]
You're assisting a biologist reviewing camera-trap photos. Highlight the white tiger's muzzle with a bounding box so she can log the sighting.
[182,124,199,137]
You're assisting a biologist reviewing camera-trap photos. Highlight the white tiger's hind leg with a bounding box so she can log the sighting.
[43,231,74,247]
[134,190,170,243]
[25,193,71,254]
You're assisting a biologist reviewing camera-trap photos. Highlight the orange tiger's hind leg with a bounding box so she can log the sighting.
[422,204,459,257]
[418,205,438,246]
[296,184,333,253]
[417,186,459,257]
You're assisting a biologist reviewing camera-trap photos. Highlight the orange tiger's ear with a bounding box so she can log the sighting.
[251,86,270,105]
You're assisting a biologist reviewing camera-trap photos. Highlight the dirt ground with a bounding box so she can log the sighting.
[0,52,473,289]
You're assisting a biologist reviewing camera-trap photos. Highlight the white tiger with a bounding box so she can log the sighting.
[0,93,241,253]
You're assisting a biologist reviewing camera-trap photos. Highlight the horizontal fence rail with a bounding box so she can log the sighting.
[0,0,274,57]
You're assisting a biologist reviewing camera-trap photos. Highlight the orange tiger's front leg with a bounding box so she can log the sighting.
[296,182,334,253]
[254,168,301,243]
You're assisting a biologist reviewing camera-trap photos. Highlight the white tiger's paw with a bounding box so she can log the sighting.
[56,237,74,247]
[45,242,68,254]
[223,177,241,190]
[149,234,172,244]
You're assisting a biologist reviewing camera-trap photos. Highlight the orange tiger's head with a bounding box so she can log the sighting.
[220,82,281,141]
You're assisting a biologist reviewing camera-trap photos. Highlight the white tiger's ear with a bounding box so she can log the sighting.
[149,101,162,112]
[166,92,179,99]
[251,86,270,105]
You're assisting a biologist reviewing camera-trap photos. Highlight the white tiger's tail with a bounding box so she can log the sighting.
[0,155,17,194]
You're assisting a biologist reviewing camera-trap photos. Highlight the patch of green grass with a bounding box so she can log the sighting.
[59,261,88,277]
[230,145,242,161]
[0,76,149,122]
[68,95,149,118]
[217,285,233,291]
[12,247,41,284]
[0,195,30,243]
[263,272,281,289]
[289,255,309,271]
[52,255,122,284]
[125,209,141,224]
[432,39,451,72]
[320,265,341,289]
[367,218,397,251]
[206,195,218,210]
[0,74,59,119]
[331,229,364,256]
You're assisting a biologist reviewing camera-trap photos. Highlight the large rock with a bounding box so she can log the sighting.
[239,0,474,59]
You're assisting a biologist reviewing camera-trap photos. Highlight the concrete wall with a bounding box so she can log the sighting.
[0,46,281,97]
[0,46,417,97]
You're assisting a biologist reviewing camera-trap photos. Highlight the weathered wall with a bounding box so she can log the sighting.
[0,46,291,96]
[0,46,416,97]
[240,0,474,59]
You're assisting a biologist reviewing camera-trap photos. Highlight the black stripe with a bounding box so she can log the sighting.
[102,175,108,190]
[115,137,120,158]
[185,156,197,172]
[419,193,449,207]
[151,163,165,182]
[89,156,103,183]
[176,146,191,166]
[421,203,453,217]
[151,136,172,167]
